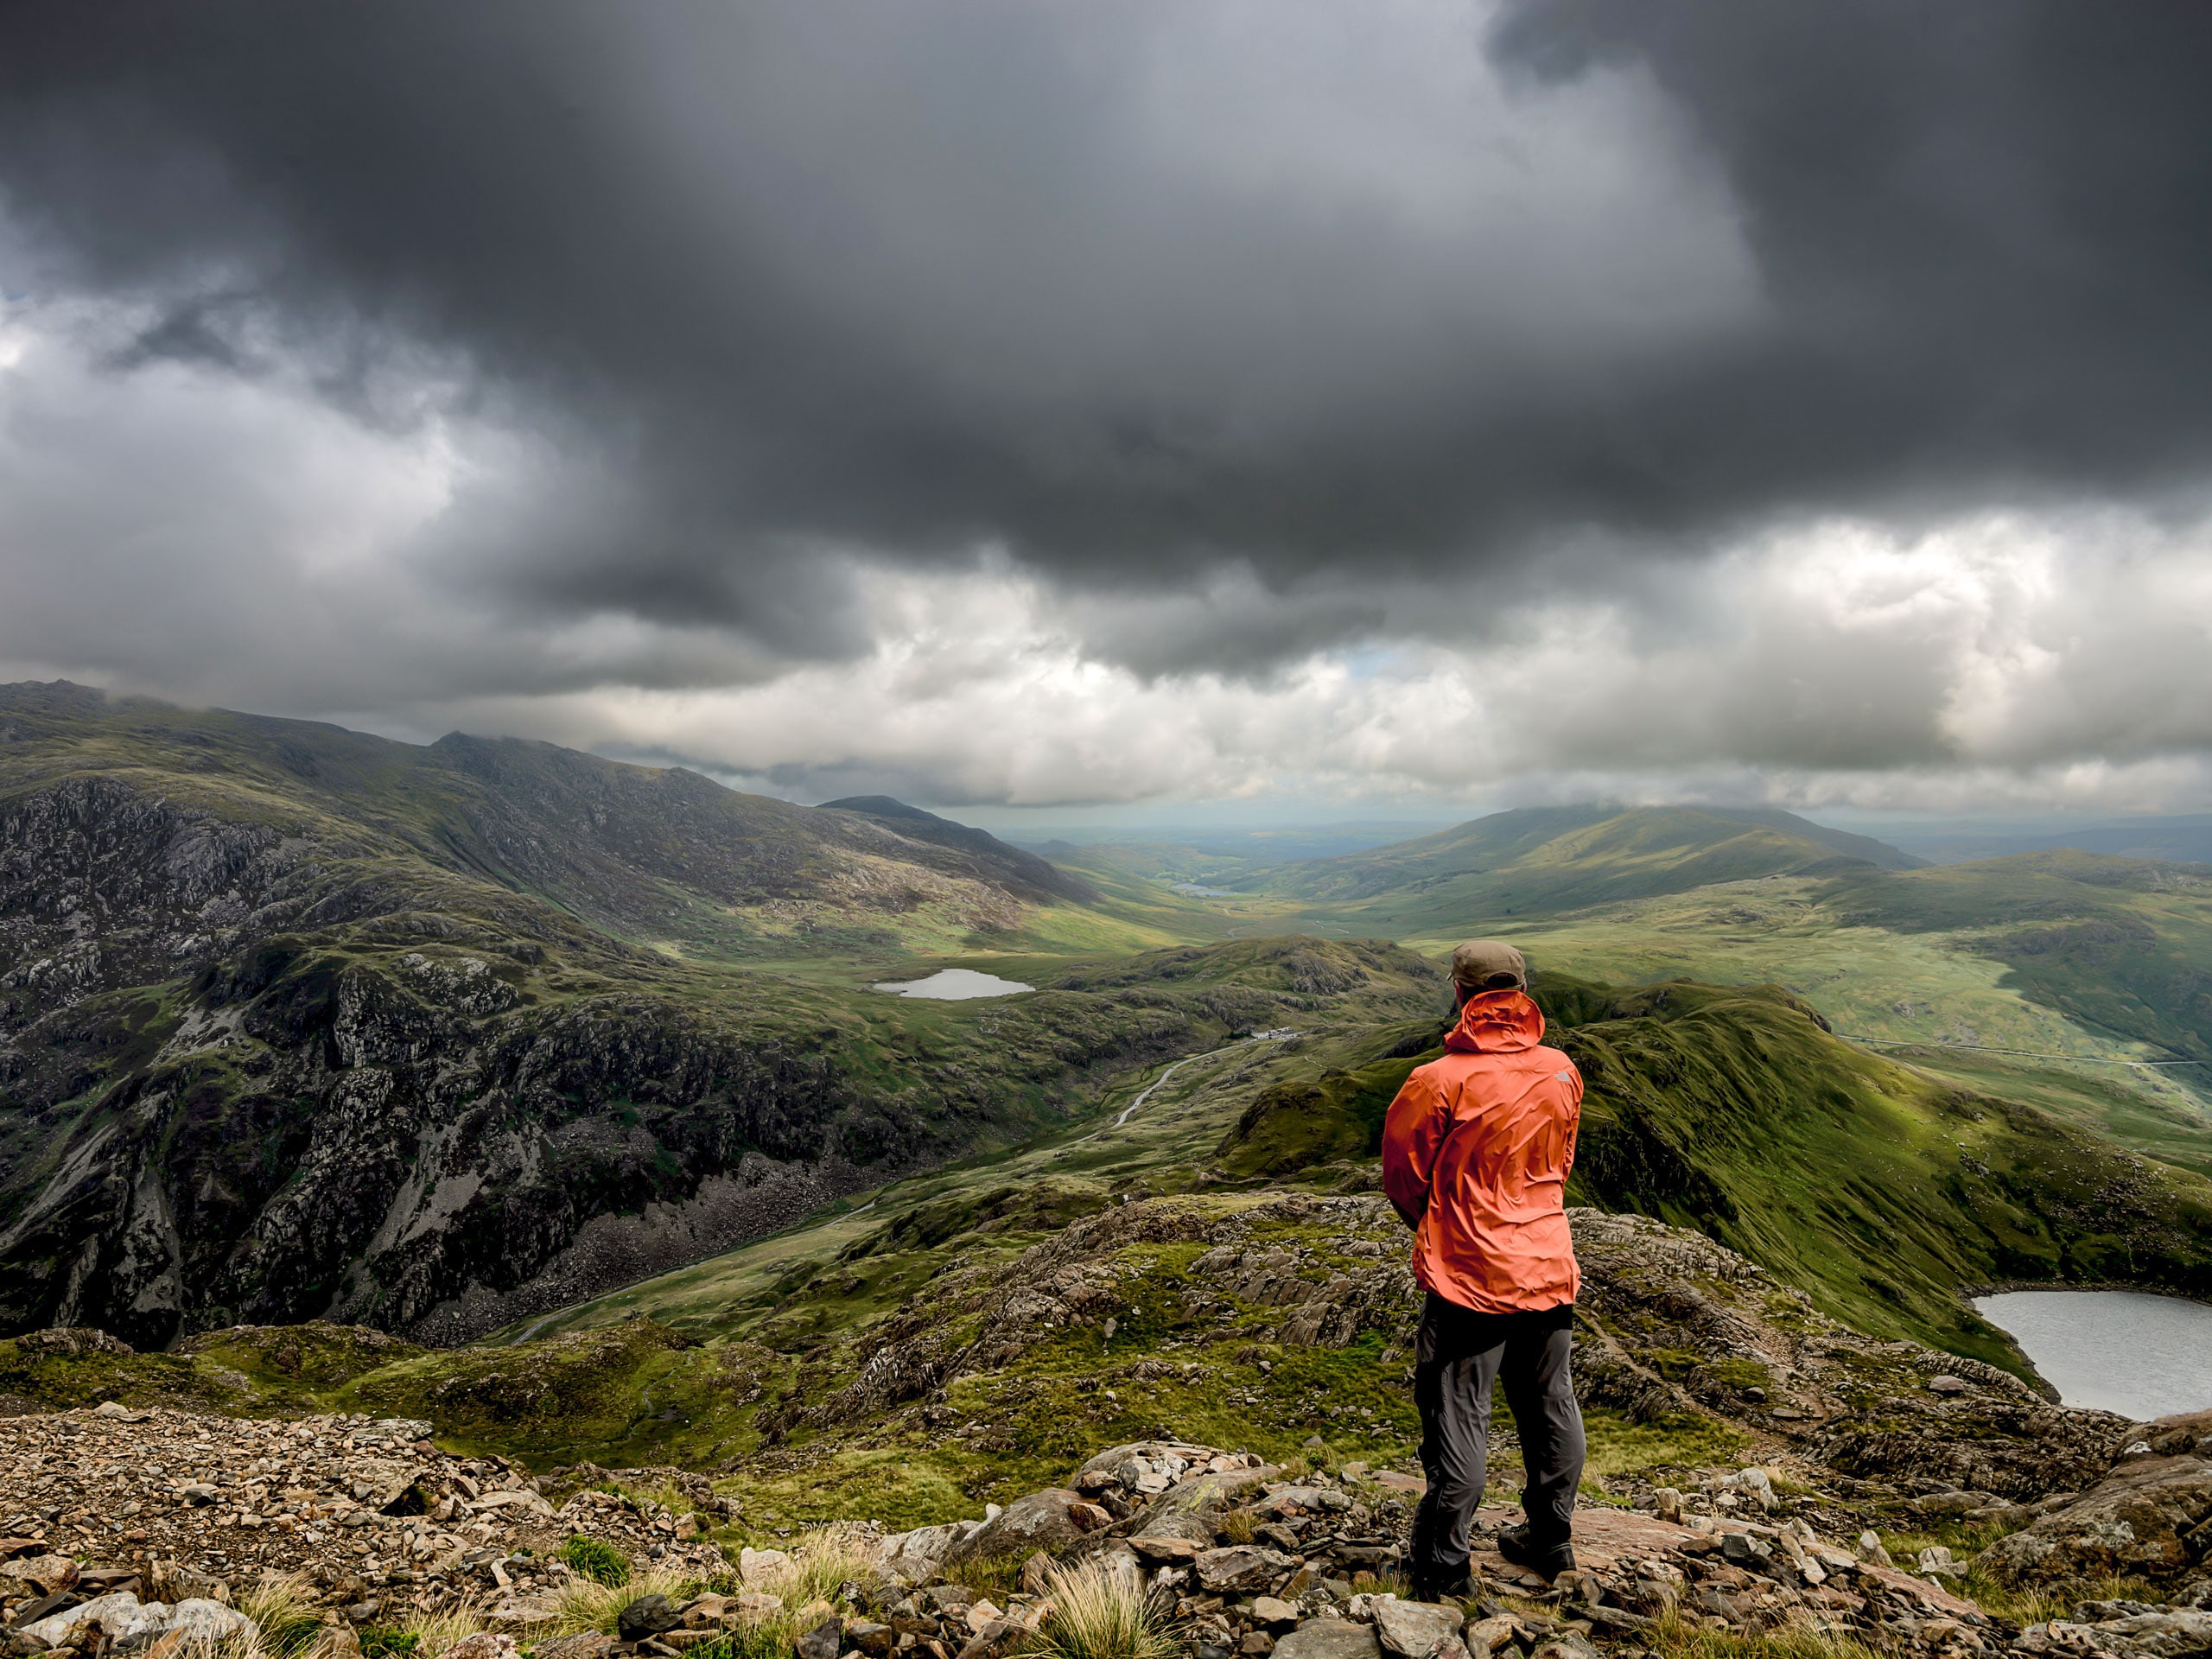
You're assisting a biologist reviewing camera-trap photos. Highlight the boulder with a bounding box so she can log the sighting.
[23,1593,148,1648]
[1112,1470,1274,1548]
[1194,1547,1298,1593]
[1128,1537,1200,1563]
[943,1490,1090,1570]
[149,1601,255,1648]
[1976,1455,2212,1588]
[1371,1599,1467,1659]
[738,1547,794,1587]
[795,1616,842,1659]
[877,1524,970,1581]
[617,1595,681,1643]
[0,1556,78,1596]
[1462,1618,1518,1659]
[1274,1624,1382,1659]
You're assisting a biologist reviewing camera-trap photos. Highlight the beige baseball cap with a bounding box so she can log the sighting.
[1450,939,1528,991]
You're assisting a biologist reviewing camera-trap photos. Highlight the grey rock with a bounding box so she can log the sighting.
[795,1616,842,1659]
[22,1594,146,1648]
[1275,1624,1382,1659]
[618,1595,681,1643]
[1195,1547,1299,1593]
[1977,1455,2212,1589]
[151,1602,255,1648]
[944,1489,1091,1570]
[1371,1599,1465,1659]
[877,1525,963,1581]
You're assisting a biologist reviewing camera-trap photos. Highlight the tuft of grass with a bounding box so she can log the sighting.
[237,1575,322,1659]
[560,1535,633,1588]
[689,1623,802,1659]
[397,1600,490,1659]
[1645,1605,1882,1659]
[782,1525,883,1606]
[1025,1560,1178,1659]
[548,1566,709,1637]
[1217,1511,1256,1546]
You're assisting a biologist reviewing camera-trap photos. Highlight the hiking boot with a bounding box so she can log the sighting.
[1496,1522,1576,1580]
[1410,1572,1476,1604]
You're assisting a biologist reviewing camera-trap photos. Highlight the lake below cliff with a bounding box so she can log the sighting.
[1975,1287,2212,1420]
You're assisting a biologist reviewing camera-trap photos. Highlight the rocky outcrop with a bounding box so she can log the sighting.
[1978,1452,2212,1593]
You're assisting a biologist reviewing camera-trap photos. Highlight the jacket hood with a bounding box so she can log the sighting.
[1443,988,1547,1054]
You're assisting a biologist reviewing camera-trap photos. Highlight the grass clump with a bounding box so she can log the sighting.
[1217,1510,1256,1546]
[549,1566,707,1637]
[560,1535,633,1588]
[689,1624,801,1659]
[238,1575,323,1659]
[782,1525,882,1605]
[1026,1560,1178,1659]
[395,1600,490,1659]
[1645,1606,1881,1659]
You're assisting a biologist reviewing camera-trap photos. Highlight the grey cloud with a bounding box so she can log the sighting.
[3,0,2211,684]
[0,0,1735,647]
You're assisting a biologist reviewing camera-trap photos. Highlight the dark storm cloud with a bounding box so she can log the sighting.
[2,0,2210,668]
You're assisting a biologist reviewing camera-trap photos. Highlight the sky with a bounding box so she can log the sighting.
[4,1,2212,819]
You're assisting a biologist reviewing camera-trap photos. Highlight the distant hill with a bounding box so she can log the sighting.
[1891,815,2212,868]
[817,796,1095,903]
[1261,803,1922,917]
[0,682,1094,946]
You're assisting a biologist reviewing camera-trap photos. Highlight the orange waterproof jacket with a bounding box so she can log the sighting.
[1381,989,1583,1313]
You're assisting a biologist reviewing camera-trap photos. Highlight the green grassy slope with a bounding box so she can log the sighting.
[1205,977,2212,1367]
[1483,866,2212,1172]
[353,976,2212,1473]
[16,970,2201,1531]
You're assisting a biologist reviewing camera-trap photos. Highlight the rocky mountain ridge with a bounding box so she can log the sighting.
[0,681,1445,1348]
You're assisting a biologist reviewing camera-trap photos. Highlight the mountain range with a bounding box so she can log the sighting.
[5,678,2212,1370]
[0,682,1409,1348]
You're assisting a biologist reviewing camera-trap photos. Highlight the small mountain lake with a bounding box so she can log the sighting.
[1975,1288,2212,1421]
[872,968,1036,1000]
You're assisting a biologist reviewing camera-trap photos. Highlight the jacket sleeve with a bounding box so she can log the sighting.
[1381,1065,1450,1230]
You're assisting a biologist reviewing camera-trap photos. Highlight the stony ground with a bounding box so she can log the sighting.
[3,1211,2209,1659]
[0,1402,727,1637]
[3,1397,2211,1659]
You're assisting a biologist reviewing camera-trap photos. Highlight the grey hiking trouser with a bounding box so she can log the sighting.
[1409,1294,1586,1587]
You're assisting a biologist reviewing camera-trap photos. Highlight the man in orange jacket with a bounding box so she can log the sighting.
[1382,940,1586,1598]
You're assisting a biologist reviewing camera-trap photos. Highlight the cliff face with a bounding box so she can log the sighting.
[0,758,880,1348]
[0,684,1445,1350]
